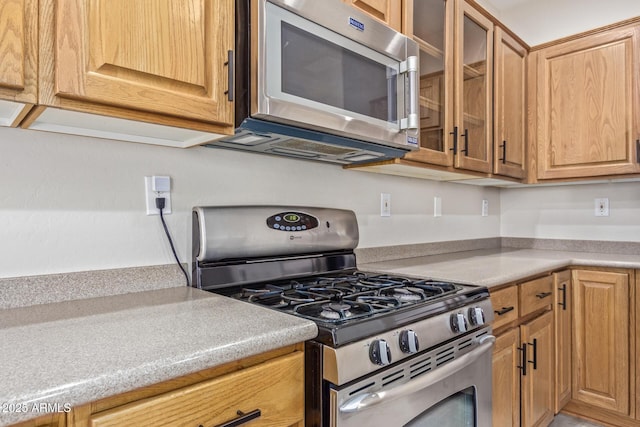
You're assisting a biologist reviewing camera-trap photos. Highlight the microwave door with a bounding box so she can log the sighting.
[260,1,417,149]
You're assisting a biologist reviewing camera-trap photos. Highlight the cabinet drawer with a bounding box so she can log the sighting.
[490,286,519,330]
[519,276,553,317]
[89,351,304,427]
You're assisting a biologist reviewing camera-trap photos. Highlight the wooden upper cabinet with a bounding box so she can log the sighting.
[342,0,401,31]
[37,0,234,132]
[453,1,493,174]
[533,22,640,180]
[0,0,37,126]
[403,0,455,167]
[494,27,526,179]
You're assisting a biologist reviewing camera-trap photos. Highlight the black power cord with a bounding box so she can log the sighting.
[156,197,190,286]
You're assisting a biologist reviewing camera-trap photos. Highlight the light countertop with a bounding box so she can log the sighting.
[0,286,317,426]
[359,248,640,288]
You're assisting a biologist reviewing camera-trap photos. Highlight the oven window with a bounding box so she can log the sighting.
[280,22,398,124]
[404,386,476,427]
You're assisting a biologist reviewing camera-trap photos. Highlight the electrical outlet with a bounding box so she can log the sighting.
[594,198,609,217]
[380,193,391,217]
[145,176,172,215]
[434,196,442,217]
[482,199,489,217]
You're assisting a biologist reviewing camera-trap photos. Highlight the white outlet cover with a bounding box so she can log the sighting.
[145,176,172,215]
[482,199,489,217]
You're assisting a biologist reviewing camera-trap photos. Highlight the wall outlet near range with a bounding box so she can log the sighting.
[145,176,172,215]
[594,198,609,217]
[434,196,442,217]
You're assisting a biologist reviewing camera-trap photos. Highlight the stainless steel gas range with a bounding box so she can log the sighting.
[192,206,495,427]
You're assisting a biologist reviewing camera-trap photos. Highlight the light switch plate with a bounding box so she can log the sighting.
[381,193,391,217]
[594,198,609,217]
[434,196,442,217]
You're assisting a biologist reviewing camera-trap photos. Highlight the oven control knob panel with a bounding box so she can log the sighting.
[399,329,420,354]
[369,339,392,366]
[468,307,485,326]
[450,312,469,333]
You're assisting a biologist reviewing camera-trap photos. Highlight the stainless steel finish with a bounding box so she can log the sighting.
[330,328,495,427]
[322,298,494,385]
[400,56,419,130]
[193,206,358,262]
[254,0,419,148]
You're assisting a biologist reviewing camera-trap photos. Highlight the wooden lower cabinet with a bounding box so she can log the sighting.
[492,328,520,426]
[571,269,631,416]
[491,278,554,427]
[521,311,555,427]
[9,413,65,427]
[553,271,572,412]
[67,345,305,427]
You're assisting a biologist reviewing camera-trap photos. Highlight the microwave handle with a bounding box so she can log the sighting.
[400,56,419,130]
[340,335,495,414]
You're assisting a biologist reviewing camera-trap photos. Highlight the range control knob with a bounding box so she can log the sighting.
[399,330,420,354]
[450,312,468,333]
[468,306,485,326]
[369,339,392,366]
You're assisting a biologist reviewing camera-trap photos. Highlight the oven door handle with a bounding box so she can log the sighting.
[339,335,496,414]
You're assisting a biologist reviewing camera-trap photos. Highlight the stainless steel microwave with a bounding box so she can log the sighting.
[207,0,420,164]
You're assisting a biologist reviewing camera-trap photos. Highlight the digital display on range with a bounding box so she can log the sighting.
[266,212,319,232]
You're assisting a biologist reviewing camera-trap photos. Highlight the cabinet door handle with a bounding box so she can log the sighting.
[536,291,552,299]
[558,283,567,310]
[517,342,528,376]
[224,50,234,102]
[212,409,261,427]
[499,140,506,164]
[636,139,640,164]
[460,128,469,155]
[494,306,514,316]
[528,338,538,370]
[449,127,458,155]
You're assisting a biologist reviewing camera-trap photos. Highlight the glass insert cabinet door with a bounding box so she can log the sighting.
[403,0,455,166]
[455,1,493,173]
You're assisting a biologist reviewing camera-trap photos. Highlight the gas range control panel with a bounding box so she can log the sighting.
[323,298,494,385]
[266,211,319,231]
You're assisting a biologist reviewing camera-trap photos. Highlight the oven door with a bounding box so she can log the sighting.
[331,332,495,427]
[256,0,419,149]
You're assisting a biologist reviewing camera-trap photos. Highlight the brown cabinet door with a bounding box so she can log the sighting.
[572,269,630,415]
[492,328,521,427]
[553,270,572,412]
[520,310,554,427]
[0,0,37,125]
[453,0,493,174]
[42,0,234,126]
[534,23,640,180]
[493,27,526,179]
[342,0,401,31]
[402,0,455,167]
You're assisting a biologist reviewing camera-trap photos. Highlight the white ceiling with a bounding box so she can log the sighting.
[474,0,640,45]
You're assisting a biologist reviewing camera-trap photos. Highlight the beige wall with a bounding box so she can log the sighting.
[500,182,640,241]
[0,127,500,279]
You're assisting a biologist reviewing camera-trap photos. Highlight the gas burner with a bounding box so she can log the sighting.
[384,287,424,302]
[320,302,353,320]
[352,295,403,308]
[294,300,375,323]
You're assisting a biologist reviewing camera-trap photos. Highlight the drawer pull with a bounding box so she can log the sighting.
[536,291,552,299]
[494,306,515,316]
[558,283,567,310]
[213,409,262,427]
